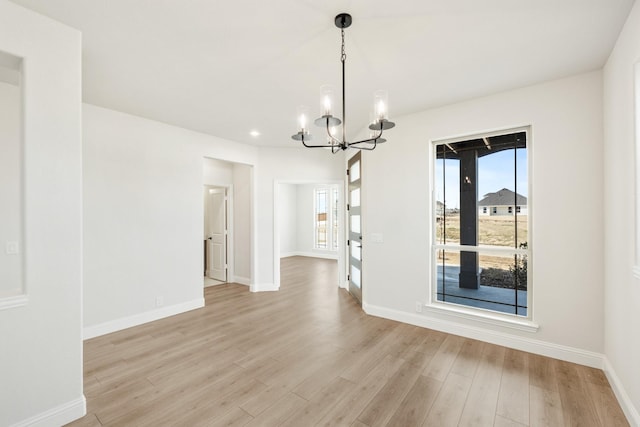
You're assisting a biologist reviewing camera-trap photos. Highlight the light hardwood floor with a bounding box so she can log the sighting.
[68,256,628,426]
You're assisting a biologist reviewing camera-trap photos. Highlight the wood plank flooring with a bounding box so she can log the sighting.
[68,256,628,426]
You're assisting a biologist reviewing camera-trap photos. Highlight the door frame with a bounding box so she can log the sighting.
[273,179,345,290]
[204,184,234,284]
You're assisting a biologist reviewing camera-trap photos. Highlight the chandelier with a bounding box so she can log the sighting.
[292,13,396,153]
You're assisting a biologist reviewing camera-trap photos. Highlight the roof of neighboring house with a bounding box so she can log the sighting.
[478,188,527,206]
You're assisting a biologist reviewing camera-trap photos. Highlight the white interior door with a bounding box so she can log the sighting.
[207,188,227,281]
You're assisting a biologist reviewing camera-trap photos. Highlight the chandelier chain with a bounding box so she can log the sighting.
[341,28,346,63]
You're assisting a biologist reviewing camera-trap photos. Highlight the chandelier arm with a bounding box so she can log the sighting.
[351,142,377,151]
[324,120,342,146]
[348,127,384,146]
[301,135,336,149]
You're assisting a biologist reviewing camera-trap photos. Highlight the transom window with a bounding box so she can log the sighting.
[433,128,530,317]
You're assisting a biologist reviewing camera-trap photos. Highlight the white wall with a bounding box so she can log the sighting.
[278,183,298,256]
[296,184,315,255]
[603,1,640,423]
[256,147,344,290]
[0,80,21,296]
[362,71,605,364]
[233,163,252,283]
[0,1,84,425]
[83,104,258,337]
[203,157,234,185]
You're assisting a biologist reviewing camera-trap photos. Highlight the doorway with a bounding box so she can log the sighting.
[274,181,345,290]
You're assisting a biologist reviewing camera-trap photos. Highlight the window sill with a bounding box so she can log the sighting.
[0,294,28,311]
[424,301,539,333]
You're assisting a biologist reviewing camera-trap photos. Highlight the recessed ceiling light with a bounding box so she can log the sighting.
[250,130,260,137]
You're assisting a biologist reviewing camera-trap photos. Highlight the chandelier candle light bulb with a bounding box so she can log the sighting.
[297,105,309,134]
[291,13,395,152]
[374,90,389,122]
[321,85,334,117]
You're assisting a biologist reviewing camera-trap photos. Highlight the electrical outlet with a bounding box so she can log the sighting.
[415,301,423,313]
[156,296,164,307]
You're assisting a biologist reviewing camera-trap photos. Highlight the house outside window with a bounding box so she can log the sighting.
[433,128,530,317]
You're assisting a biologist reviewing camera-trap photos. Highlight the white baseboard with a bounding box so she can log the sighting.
[83,298,204,340]
[363,303,604,369]
[280,251,338,260]
[250,283,279,292]
[11,395,86,427]
[603,357,640,426]
[233,275,251,286]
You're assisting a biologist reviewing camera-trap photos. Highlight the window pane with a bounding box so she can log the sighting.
[435,249,527,316]
[515,146,528,248]
[351,242,361,261]
[350,160,360,182]
[315,189,328,249]
[478,150,516,247]
[350,188,360,207]
[351,265,361,288]
[351,215,361,234]
[435,146,460,245]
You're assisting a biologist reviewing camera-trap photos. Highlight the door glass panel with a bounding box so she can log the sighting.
[351,242,361,261]
[351,266,361,288]
[350,188,360,207]
[351,215,361,234]
[350,160,360,182]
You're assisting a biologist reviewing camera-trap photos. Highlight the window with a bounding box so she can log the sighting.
[314,187,339,251]
[433,128,530,317]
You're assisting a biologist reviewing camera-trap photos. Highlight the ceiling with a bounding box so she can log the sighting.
[9,0,635,147]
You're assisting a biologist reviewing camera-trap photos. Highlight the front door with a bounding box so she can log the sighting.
[207,188,227,282]
[348,152,362,305]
